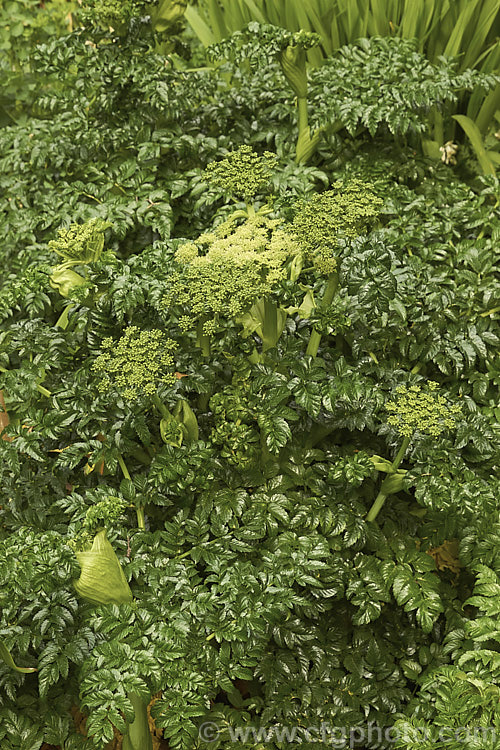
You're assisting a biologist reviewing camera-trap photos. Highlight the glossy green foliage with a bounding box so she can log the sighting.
[0,0,75,126]
[309,36,499,136]
[208,22,320,69]
[0,9,499,750]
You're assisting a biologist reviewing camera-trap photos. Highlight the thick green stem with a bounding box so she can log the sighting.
[196,319,211,358]
[298,96,308,136]
[260,298,286,352]
[480,305,500,317]
[152,394,170,419]
[305,272,339,358]
[55,304,72,330]
[295,97,320,164]
[246,203,256,217]
[122,693,153,750]
[118,454,144,529]
[117,453,131,480]
[135,506,146,531]
[366,434,412,522]
[433,109,444,147]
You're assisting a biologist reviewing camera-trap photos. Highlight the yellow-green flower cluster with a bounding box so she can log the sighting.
[71,495,127,551]
[165,217,300,333]
[203,145,278,202]
[292,180,383,273]
[80,0,150,29]
[49,218,111,265]
[386,382,462,438]
[93,326,177,400]
[290,29,320,50]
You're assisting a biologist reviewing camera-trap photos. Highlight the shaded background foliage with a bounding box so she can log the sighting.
[0,2,499,750]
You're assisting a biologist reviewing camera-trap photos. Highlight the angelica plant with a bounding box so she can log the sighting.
[202,145,278,215]
[208,23,321,163]
[275,28,322,164]
[79,0,157,33]
[164,215,300,353]
[73,530,153,750]
[49,218,111,266]
[92,326,177,401]
[1,6,500,748]
[71,493,128,551]
[366,381,462,522]
[48,218,112,331]
[291,180,383,356]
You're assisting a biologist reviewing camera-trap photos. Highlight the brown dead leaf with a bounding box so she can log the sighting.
[70,693,164,750]
[0,390,11,441]
[427,539,461,575]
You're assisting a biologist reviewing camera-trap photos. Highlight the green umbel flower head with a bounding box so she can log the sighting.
[80,0,154,29]
[292,180,383,273]
[164,216,300,334]
[93,326,177,400]
[49,218,111,265]
[203,146,278,202]
[386,382,462,438]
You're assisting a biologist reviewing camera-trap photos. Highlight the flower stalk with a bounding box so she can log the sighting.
[366,435,411,522]
[305,272,339,357]
[122,693,153,750]
[366,382,461,522]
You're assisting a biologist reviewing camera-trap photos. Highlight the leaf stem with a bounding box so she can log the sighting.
[298,96,309,137]
[480,305,500,317]
[152,394,170,419]
[55,304,73,330]
[305,272,339,358]
[295,97,321,164]
[135,506,146,531]
[366,434,412,522]
[206,620,237,641]
[118,454,146,530]
[117,453,131,480]
[122,693,153,750]
[196,319,211,357]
